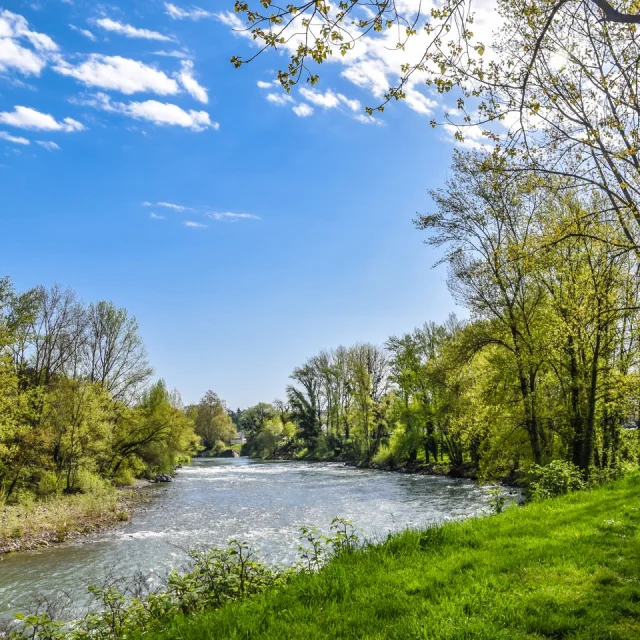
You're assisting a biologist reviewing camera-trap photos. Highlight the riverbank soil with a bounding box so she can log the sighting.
[0,487,151,554]
[148,473,640,640]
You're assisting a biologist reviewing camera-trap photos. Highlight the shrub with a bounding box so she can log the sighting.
[530,460,586,501]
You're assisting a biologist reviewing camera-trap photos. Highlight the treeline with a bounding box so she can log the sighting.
[236,155,640,479]
[0,279,199,502]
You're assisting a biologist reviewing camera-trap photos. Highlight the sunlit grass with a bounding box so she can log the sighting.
[146,473,640,639]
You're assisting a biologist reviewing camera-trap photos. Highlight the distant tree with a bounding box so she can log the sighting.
[194,390,237,450]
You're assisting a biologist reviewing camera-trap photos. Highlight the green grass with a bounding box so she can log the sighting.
[145,474,640,640]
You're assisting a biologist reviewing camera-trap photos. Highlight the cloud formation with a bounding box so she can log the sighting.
[69,24,96,41]
[165,3,214,20]
[177,60,208,103]
[143,201,193,211]
[207,212,260,221]
[54,55,180,96]
[0,130,30,144]
[0,106,84,131]
[36,140,60,150]
[292,103,313,117]
[96,18,173,42]
[0,10,57,76]
[184,220,206,228]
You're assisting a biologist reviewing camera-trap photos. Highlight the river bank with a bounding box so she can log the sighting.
[0,484,154,556]
[142,471,640,640]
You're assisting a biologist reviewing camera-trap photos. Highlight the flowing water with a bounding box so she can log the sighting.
[0,458,490,618]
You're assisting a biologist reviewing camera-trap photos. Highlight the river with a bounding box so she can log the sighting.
[0,458,490,618]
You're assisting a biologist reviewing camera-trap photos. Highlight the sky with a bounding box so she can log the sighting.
[0,0,477,408]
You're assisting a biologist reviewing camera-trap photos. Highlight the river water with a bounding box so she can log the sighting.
[0,458,490,618]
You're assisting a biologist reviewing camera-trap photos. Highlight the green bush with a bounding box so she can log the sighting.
[530,460,586,500]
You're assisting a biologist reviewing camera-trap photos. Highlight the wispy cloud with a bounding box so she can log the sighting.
[184,220,207,228]
[69,24,96,41]
[165,3,214,20]
[176,60,207,104]
[355,113,383,125]
[257,80,273,89]
[143,201,193,211]
[0,106,84,131]
[36,140,60,150]
[149,212,165,219]
[152,49,192,59]
[89,93,217,132]
[207,212,260,222]
[0,131,30,144]
[293,103,313,117]
[96,18,174,42]
[0,10,58,76]
[54,55,180,96]
[266,93,293,106]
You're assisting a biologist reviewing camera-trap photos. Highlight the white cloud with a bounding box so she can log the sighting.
[0,106,84,131]
[266,93,293,106]
[0,10,57,76]
[298,87,360,112]
[293,103,313,117]
[96,18,173,42]
[91,94,216,131]
[143,201,192,211]
[355,113,383,125]
[257,80,273,89]
[69,24,96,41]
[299,87,340,109]
[36,140,60,150]
[165,3,214,20]
[404,89,437,115]
[339,95,360,112]
[177,60,208,104]
[149,212,165,219]
[0,131,30,144]
[153,49,192,59]
[184,220,206,228]
[215,11,249,33]
[54,55,180,96]
[207,212,260,221]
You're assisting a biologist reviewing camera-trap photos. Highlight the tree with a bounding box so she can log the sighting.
[193,391,237,450]
[85,301,152,402]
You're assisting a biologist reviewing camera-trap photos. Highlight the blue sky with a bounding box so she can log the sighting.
[0,0,465,408]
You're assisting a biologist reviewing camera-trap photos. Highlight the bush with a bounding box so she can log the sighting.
[372,444,400,469]
[530,460,586,501]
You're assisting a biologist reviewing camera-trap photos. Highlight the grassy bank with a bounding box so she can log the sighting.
[145,473,640,640]
[0,488,147,554]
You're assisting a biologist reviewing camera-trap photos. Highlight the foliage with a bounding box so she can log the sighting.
[0,278,199,505]
[530,460,587,501]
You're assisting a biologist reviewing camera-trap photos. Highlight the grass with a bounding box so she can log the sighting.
[0,489,136,554]
[144,473,640,640]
